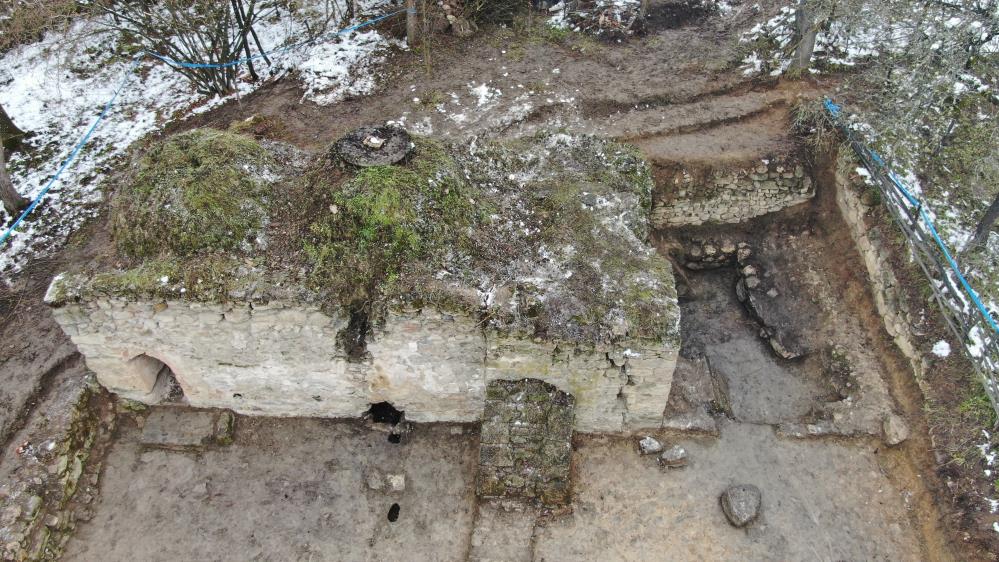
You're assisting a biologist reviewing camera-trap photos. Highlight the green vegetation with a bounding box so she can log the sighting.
[305,131,675,344]
[88,255,246,301]
[94,126,676,345]
[304,138,479,304]
[110,129,276,259]
[958,391,998,428]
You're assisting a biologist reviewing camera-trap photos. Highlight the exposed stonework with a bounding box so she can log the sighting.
[45,129,681,434]
[0,372,115,561]
[833,150,926,444]
[477,379,574,507]
[46,284,676,433]
[652,157,813,227]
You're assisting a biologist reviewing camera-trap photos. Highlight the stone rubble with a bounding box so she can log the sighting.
[720,484,762,528]
[658,445,689,469]
[477,379,574,508]
[638,436,663,455]
[736,259,806,361]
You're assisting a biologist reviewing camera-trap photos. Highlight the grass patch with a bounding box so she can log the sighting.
[110,129,277,259]
[304,138,479,303]
[959,390,998,428]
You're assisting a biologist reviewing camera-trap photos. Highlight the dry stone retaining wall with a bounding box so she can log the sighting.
[46,283,678,433]
[653,157,813,227]
[833,152,929,386]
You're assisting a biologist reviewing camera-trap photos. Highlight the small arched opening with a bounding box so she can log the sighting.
[127,354,186,404]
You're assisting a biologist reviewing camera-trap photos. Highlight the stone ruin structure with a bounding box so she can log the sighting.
[477,379,574,506]
[652,156,813,228]
[45,128,681,434]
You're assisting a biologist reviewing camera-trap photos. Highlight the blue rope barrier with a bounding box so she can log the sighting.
[0,7,411,249]
[823,98,999,338]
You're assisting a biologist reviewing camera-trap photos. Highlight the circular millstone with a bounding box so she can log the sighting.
[333,125,412,167]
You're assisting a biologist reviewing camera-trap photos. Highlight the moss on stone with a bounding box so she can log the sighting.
[303,132,678,345]
[77,127,676,346]
[111,129,277,259]
[88,256,245,302]
[304,137,481,303]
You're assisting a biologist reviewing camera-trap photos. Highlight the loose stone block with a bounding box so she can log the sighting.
[720,484,762,528]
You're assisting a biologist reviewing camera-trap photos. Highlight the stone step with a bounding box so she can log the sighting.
[139,408,235,450]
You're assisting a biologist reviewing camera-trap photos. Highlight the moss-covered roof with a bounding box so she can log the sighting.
[110,129,280,258]
[61,128,678,346]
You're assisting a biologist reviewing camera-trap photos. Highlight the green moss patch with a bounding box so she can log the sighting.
[110,129,278,259]
[304,138,479,303]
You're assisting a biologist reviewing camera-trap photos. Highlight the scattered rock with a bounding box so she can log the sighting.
[720,484,762,528]
[658,445,688,469]
[366,470,385,491]
[736,259,806,360]
[882,413,910,446]
[638,436,663,455]
[386,473,406,492]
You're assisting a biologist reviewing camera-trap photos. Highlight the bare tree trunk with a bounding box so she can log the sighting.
[964,192,999,256]
[406,0,419,47]
[0,103,27,151]
[639,0,651,20]
[230,0,259,81]
[0,148,29,218]
[790,0,817,74]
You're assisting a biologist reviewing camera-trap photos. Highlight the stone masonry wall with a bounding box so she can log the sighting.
[477,379,574,507]
[46,288,678,433]
[833,151,929,388]
[652,157,813,228]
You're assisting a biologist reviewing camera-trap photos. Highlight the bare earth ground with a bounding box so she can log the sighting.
[1,1,994,559]
[60,415,922,562]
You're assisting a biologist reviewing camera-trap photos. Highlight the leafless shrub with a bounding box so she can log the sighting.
[92,0,270,96]
[0,0,88,53]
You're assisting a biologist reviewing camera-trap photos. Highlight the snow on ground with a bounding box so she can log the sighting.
[932,340,952,358]
[0,1,401,276]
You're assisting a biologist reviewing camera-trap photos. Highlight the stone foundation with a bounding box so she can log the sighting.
[833,151,928,387]
[477,379,574,506]
[46,281,678,433]
[652,157,813,227]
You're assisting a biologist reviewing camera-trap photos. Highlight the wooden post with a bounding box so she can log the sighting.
[406,0,419,48]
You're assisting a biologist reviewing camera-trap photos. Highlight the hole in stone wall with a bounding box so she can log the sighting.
[387,503,400,522]
[129,354,186,404]
[150,360,186,404]
[367,402,403,425]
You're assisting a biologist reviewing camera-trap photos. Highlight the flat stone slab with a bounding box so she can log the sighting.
[140,408,234,449]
